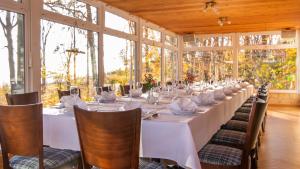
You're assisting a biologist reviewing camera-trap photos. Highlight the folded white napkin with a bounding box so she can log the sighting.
[120,101,142,111]
[191,95,202,106]
[207,91,217,104]
[60,96,87,112]
[240,82,249,88]
[224,87,233,95]
[193,92,216,106]
[97,91,116,103]
[186,88,194,95]
[169,98,197,115]
[130,88,143,97]
[214,88,226,100]
[232,84,241,92]
[177,83,185,89]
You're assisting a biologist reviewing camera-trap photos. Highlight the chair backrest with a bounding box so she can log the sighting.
[120,85,131,96]
[244,98,267,151]
[74,106,141,169]
[57,89,81,99]
[166,81,172,86]
[0,104,43,169]
[102,86,111,92]
[5,92,39,105]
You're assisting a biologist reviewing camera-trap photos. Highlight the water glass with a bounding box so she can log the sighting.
[70,86,79,97]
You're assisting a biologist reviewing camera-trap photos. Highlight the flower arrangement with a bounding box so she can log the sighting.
[144,73,156,91]
[185,72,197,84]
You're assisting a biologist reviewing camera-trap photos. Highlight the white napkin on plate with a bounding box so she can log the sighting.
[169,98,198,115]
[119,101,142,111]
[60,95,87,112]
[193,92,216,106]
[97,91,116,103]
[240,82,249,88]
[214,88,226,100]
[191,95,202,106]
[232,84,241,92]
[129,88,143,97]
[224,86,233,95]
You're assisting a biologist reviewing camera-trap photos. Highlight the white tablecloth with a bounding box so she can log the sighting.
[43,85,253,169]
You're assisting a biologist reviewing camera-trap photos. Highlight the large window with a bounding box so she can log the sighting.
[43,0,97,24]
[165,35,178,47]
[0,10,25,104]
[183,34,234,81]
[41,20,98,107]
[239,48,297,90]
[164,49,177,82]
[184,36,233,48]
[142,44,161,82]
[183,52,204,81]
[143,26,161,42]
[105,11,135,34]
[238,33,297,90]
[183,50,233,81]
[103,34,135,87]
[239,34,295,46]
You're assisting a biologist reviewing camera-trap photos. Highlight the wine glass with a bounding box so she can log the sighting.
[93,86,101,103]
[136,82,143,89]
[110,84,116,93]
[70,86,79,98]
[153,87,161,105]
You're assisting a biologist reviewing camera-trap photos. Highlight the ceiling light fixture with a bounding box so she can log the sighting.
[203,0,219,14]
[218,17,231,26]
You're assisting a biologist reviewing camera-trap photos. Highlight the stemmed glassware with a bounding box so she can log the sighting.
[70,86,79,98]
[136,82,143,90]
[94,86,102,101]
[153,86,161,105]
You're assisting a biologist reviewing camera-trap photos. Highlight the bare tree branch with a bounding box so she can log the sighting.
[0,18,8,38]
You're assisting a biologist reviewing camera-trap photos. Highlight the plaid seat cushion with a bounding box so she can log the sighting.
[91,158,164,169]
[211,129,246,145]
[245,99,253,103]
[236,107,251,113]
[242,103,252,107]
[139,158,164,169]
[222,120,248,132]
[199,144,242,166]
[232,112,249,122]
[10,147,80,169]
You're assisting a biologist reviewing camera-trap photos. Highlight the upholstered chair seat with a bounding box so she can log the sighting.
[199,144,242,166]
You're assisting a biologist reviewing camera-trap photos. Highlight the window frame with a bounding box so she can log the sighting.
[0,0,30,92]
[183,31,299,93]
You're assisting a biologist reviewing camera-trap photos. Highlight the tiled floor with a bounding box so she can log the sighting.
[258,106,300,169]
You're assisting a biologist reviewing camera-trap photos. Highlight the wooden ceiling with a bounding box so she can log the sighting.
[100,0,300,34]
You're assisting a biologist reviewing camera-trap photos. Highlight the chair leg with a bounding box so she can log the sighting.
[257,133,261,147]
[262,113,267,133]
[250,148,258,169]
[77,158,83,169]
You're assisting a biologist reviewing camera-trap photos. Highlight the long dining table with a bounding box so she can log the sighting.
[43,85,253,169]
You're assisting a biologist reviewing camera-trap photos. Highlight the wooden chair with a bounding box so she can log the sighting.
[58,89,81,99]
[5,92,39,105]
[120,84,131,96]
[199,98,267,169]
[74,106,164,169]
[0,104,81,169]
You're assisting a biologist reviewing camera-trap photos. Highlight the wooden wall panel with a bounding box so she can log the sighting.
[269,93,300,106]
